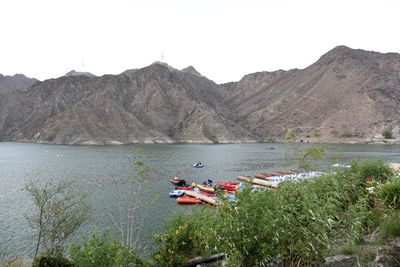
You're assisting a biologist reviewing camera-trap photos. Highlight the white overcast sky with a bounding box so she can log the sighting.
[1,0,399,83]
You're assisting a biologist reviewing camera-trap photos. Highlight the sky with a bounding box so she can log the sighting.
[1,0,400,84]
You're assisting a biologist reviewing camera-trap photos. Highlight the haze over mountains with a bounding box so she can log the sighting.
[1,46,400,144]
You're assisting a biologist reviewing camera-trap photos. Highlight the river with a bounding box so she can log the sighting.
[0,142,399,258]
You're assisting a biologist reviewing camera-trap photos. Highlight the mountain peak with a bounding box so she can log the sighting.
[65,70,96,77]
[182,66,201,76]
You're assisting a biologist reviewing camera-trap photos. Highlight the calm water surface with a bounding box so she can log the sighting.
[1,142,399,257]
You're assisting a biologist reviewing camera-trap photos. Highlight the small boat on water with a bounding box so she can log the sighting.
[197,184,215,193]
[217,182,240,185]
[177,197,202,204]
[169,190,185,198]
[199,190,216,197]
[177,186,194,190]
[170,177,187,186]
[255,171,300,180]
[192,162,205,168]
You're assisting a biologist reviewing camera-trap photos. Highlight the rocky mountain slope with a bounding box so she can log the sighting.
[0,46,400,144]
[220,46,400,142]
[0,73,38,92]
[0,63,251,144]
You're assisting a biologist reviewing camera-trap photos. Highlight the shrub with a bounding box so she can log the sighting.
[383,128,393,139]
[149,159,395,266]
[339,244,357,255]
[377,177,400,209]
[68,230,142,267]
[33,252,72,267]
[150,209,213,267]
[380,212,400,238]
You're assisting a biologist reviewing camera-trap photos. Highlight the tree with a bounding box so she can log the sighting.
[295,146,327,171]
[24,179,90,258]
[284,128,328,171]
[284,128,297,165]
[108,148,154,249]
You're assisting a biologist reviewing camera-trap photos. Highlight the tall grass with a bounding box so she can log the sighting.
[150,159,397,266]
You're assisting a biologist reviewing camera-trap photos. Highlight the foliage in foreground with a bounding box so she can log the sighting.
[68,230,142,267]
[24,179,90,258]
[149,159,398,266]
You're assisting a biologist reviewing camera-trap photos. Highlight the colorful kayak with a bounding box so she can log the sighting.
[192,162,205,168]
[169,190,185,197]
[217,182,240,185]
[199,190,216,197]
[255,171,300,180]
[197,184,216,193]
[177,197,202,204]
[178,186,194,190]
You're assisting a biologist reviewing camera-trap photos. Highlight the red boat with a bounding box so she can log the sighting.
[177,197,202,204]
[199,190,216,197]
[178,186,194,190]
[216,183,237,191]
[218,182,240,185]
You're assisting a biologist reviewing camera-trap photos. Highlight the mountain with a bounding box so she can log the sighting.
[1,46,400,144]
[0,73,38,92]
[220,45,400,142]
[65,70,96,77]
[0,62,251,144]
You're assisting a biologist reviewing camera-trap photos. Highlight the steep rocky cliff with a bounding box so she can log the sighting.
[1,46,400,144]
[221,46,400,142]
[0,62,251,144]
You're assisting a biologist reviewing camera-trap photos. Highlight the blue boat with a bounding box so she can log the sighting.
[192,162,204,168]
[169,190,185,198]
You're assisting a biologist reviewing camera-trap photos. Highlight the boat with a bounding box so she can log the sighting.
[169,190,185,198]
[237,176,279,189]
[177,186,194,190]
[170,177,187,186]
[185,190,219,206]
[199,190,216,197]
[255,171,300,180]
[177,197,202,204]
[217,184,237,190]
[217,182,240,185]
[197,184,215,193]
[192,162,205,168]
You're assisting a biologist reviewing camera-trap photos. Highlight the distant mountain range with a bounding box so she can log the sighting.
[1,46,400,144]
[0,74,38,92]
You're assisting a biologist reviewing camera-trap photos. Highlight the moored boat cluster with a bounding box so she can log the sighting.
[168,170,324,206]
[169,177,240,206]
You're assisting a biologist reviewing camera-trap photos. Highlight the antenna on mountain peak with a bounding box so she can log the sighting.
[161,51,165,62]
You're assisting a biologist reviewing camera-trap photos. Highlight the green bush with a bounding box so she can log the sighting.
[150,210,213,267]
[33,252,72,267]
[68,230,142,267]
[383,129,393,139]
[377,177,400,209]
[149,159,395,266]
[380,212,400,238]
[339,244,357,255]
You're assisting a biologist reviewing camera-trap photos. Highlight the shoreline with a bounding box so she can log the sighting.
[2,138,400,146]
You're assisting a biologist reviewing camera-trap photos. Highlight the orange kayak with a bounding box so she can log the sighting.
[177,197,202,204]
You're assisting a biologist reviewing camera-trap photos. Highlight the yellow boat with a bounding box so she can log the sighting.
[197,184,216,193]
